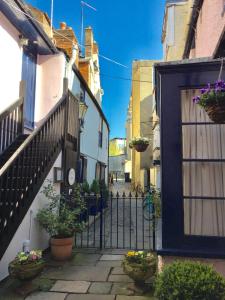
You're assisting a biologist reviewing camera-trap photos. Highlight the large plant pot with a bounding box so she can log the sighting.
[50,237,73,261]
[8,260,45,281]
[122,257,156,284]
[204,102,225,123]
[134,144,149,152]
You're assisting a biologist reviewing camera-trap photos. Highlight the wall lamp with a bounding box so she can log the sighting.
[79,101,88,129]
[19,35,29,47]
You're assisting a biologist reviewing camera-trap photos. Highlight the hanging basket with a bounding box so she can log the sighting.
[204,101,225,123]
[134,143,149,152]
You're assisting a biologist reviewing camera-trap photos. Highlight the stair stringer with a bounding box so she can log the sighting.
[0,152,62,281]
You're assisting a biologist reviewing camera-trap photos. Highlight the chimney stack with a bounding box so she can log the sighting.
[85,27,94,57]
[60,22,67,30]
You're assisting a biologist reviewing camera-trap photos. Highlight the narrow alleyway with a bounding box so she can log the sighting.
[0,249,156,299]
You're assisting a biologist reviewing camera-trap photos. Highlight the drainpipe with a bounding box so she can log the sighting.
[65,44,78,82]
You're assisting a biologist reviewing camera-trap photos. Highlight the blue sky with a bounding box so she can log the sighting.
[27,0,165,138]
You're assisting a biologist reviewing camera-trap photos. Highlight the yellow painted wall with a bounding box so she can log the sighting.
[130,60,156,188]
[109,139,126,156]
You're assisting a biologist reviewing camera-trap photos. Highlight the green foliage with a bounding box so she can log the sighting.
[199,91,225,108]
[155,261,225,300]
[99,180,109,200]
[37,182,85,238]
[130,137,150,146]
[82,181,90,194]
[90,179,100,194]
[151,186,161,218]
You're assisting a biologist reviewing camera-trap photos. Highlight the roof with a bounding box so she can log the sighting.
[1,0,58,55]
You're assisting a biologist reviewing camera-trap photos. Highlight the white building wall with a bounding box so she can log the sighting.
[0,152,62,281]
[0,12,23,113]
[80,92,108,184]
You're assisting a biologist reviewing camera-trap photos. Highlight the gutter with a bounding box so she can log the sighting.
[183,0,204,59]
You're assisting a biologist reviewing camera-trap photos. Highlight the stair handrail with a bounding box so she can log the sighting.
[0,97,23,122]
[0,92,68,177]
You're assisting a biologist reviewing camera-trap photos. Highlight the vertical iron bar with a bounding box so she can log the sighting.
[110,192,113,248]
[152,203,156,251]
[122,192,125,249]
[142,192,145,250]
[87,195,90,248]
[135,192,138,250]
[129,192,132,249]
[116,191,119,248]
[99,193,103,249]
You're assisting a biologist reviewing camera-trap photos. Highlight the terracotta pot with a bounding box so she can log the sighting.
[50,237,73,261]
[134,143,149,152]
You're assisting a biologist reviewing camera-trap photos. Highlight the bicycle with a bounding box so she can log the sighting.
[143,188,155,221]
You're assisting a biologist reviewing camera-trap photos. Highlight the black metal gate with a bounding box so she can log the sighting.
[75,192,156,251]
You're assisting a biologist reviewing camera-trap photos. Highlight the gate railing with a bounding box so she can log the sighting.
[75,191,156,251]
[0,97,24,155]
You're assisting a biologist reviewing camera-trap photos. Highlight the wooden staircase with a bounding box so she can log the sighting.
[0,91,78,259]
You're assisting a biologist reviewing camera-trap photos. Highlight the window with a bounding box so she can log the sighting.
[99,119,103,148]
[95,162,101,180]
[95,161,106,182]
[79,156,87,183]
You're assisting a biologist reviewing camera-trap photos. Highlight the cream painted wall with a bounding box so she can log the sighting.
[35,53,66,125]
[0,12,23,113]
[0,152,62,281]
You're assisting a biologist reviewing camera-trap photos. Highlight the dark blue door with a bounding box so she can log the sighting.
[22,51,37,129]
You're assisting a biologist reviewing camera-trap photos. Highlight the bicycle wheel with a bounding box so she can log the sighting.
[143,200,154,221]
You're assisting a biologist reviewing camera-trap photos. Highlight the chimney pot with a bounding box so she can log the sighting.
[60,22,67,30]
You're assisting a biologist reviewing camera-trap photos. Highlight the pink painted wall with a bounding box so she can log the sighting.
[35,53,65,125]
[190,0,225,58]
[0,12,22,113]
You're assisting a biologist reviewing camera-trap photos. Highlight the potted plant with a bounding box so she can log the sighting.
[193,80,225,123]
[37,182,85,261]
[69,183,87,222]
[129,137,150,152]
[122,251,157,287]
[8,250,45,281]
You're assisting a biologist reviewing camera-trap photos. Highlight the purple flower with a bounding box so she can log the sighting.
[201,88,206,94]
[192,96,200,103]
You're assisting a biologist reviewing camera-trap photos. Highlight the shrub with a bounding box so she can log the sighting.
[90,179,100,194]
[82,181,90,194]
[155,261,225,300]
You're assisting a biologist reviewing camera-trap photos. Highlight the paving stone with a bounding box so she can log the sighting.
[100,255,124,261]
[88,282,112,294]
[71,253,101,266]
[108,275,133,283]
[43,266,111,281]
[96,260,122,267]
[111,267,125,275]
[25,292,67,300]
[111,283,134,296]
[67,295,115,300]
[116,296,154,300]
[50,280,90,293]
